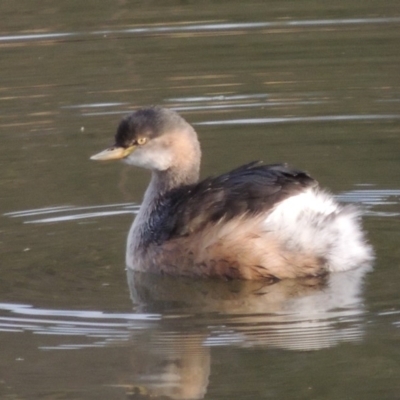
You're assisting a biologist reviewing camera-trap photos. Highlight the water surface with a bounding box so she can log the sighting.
[0,1,399,399]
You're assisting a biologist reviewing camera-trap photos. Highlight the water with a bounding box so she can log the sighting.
[1,1,400,399]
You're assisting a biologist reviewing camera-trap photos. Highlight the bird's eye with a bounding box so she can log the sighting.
[137,137,147,145]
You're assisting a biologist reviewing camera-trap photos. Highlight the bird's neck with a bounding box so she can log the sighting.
[152,165,200,194]
[140,165,199,216]
[127,164,200,259]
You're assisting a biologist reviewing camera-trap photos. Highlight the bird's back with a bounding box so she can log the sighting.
[143,162,318,247]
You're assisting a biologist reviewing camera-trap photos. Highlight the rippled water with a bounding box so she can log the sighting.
[1,1,399,399]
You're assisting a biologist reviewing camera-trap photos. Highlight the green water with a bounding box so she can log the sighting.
[0,1,399,399]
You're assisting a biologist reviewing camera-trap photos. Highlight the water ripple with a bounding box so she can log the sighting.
[167,94,270,102]
[62,102,126,109]
[0,32,75,42]
[196,114,400,126]
[337,189,400,217]
[4,203,139,224]
[81,101,326,116]
[99,18,400,35]
[1,17,399,43]
[0,302,160,349]
[337,189,400,206]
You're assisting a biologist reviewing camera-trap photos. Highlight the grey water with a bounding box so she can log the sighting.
[0,1,399,399]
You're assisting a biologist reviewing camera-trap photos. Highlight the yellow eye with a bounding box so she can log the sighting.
[137,137,147,145]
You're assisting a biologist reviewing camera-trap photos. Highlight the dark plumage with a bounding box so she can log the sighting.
[115,107,186,147]
[144,162,317,247]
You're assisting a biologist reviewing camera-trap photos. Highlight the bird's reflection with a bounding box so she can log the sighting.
[122,265,371,399]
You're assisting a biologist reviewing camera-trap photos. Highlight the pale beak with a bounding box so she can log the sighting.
[90,145,136,161]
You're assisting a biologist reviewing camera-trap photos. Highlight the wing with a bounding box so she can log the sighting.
[149,162,318,244]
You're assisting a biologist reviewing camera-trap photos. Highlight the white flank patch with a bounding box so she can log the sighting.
[264,188,374,272]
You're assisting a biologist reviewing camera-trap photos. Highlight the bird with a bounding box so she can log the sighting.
[91,107,373,280]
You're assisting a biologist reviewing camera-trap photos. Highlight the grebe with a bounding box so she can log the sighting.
[91,107,373,280]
